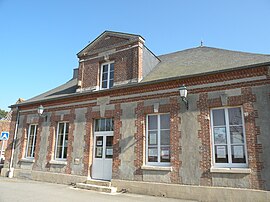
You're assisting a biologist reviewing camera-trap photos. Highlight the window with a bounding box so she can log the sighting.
[146,114,170,165]
[55,122,69,160]
[95,118,114,132]
[211,107,247,168]
[25,124,38,158]
[100,62,114,89]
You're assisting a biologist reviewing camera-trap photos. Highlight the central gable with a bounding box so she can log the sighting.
[77,31,144,58]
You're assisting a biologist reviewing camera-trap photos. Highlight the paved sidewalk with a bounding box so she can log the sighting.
[0,177,196,202]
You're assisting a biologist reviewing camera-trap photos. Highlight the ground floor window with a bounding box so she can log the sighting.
[146,114,170,165]
[55,122,69,160]
[25,124,38,158]
[211,107,248,168]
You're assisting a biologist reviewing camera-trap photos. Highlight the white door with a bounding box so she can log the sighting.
[92,131,113,180]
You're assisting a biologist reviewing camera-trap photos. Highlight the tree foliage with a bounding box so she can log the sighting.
[0,109,8,119]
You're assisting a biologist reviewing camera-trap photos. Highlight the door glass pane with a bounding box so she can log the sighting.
[105,136,113,158]
[212,109,225,126]
[230,126,244,144]
[148,115,157,130]
[213,127,227,144]
[148,147,158,162]
[160,130,170,145]
[228,107,242,125]
[215,145,228,163]
[160,114,170,129]
[231,145,246,163]
[95,136,103,158]
[160,147,170,162]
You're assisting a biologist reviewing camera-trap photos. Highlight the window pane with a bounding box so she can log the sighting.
[148,131,157,145]
[148,147,158,162]
[110,71,114,80]
[160,130,170,145]
[102,72,108,80]
[231,145,246,163]
[103,64,108,72]
[215,145,228,163]
[148,115,157,130]
[212,109,225,126]
[160,147,170,162]
[95,119,100,131]
[100,118,106,131]
[102,81,107,88]
[110,63,114,71]
[109,79,113,88]
[230,126,244,144]
[160,114,170,129]
[228,107,242,125]
[213,127,227,144]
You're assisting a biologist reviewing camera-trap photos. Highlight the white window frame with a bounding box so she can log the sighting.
[146,113,171,166]
[55,122,69,160]
[25,124,38,158]
[99,61,114,90]
[210,106,248,168]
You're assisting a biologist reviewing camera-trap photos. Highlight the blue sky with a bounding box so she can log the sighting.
[0,0,270,111]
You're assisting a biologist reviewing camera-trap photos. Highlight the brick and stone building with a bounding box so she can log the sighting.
[1,31,270,201]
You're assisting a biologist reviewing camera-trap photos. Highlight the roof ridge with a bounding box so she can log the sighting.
[157,46,270,58]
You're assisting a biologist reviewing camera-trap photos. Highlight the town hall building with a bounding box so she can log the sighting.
[2,31,270,201]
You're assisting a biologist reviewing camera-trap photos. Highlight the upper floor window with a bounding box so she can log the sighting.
[211,107,248,168]
[25,124,38,158]
[146,114,170,166]
[100,62,114,89]
[55,122,69,160]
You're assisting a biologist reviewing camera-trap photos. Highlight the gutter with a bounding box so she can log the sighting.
[9,61,270,109]
[8,107,20,178]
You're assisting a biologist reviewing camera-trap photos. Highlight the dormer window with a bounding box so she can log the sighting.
[100,62,114,89]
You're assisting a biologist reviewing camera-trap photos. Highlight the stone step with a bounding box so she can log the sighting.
[76,183,117,193]
[86,179,111,187]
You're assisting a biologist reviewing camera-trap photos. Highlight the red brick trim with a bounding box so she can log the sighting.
[18,116,27,161]
[33,117,43,170]
[83,107,93,176]
[197,87,264,189]
[66,108,76,174]
[134,98,182,183]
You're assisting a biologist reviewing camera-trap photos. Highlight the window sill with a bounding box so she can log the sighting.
[141,165,172,171]
[20,158,35,163]
[210,167,251,174]
[49,160,67,165]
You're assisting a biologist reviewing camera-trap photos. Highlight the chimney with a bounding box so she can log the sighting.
[73,68,78,79]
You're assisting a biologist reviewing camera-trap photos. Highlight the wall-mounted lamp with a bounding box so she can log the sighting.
[37,105,47,121]
[179,85,189,110]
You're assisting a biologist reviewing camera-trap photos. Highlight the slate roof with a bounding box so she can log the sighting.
[142,46,270,82]
[12,46,270,107]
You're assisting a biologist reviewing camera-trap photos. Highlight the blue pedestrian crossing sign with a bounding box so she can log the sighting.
[0,132,9,140]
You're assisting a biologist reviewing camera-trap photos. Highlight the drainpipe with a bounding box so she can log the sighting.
[8,107,20,178]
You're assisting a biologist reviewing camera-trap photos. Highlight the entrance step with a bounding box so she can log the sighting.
[76,179,117,193]
[86,179,111,187]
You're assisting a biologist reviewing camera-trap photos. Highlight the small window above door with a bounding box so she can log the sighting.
[95,118,114,132]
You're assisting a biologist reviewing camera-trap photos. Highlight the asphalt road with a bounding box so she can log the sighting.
[0,177,196,202]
